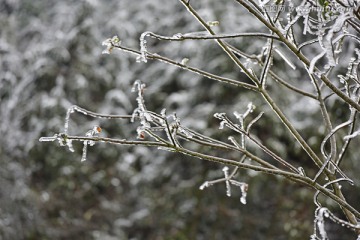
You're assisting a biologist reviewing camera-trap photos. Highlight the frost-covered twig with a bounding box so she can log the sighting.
[64,105,132,135]
[214,110,300,173]
[199,166,249,204]
[110,43,258,91]
[140,31,281,42]
[198,104,260,203]
[230,43,317,99]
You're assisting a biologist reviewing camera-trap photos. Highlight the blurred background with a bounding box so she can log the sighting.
[1,0,359,239]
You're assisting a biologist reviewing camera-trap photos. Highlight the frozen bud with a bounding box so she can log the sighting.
[137,131,146,140]
[57,133,68,146]
[111,36,121,44]
[86,125,102,137]
[94,125,102,134]
[207,21,219,27]
[181,58,189,65]
[247,102,255,111]
[102,36,120,54]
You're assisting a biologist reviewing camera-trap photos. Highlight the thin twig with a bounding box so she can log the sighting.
[145,31,281,41]
[112,44,258,91]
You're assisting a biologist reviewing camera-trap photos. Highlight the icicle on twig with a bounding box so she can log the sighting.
[132,80,153,136]
[81,125,102,162]
[240,184,248,204]
[136,32,150,63]
[223,166,231,197]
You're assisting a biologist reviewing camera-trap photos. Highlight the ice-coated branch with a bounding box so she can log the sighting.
[135,30,280,63]
[229,44,317,99]
[109,43,258,91]
[64,135,168,148]
[139,31,281,42]
[215,110,299,173]
[64,105,132,135]
[198,104,261,203]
